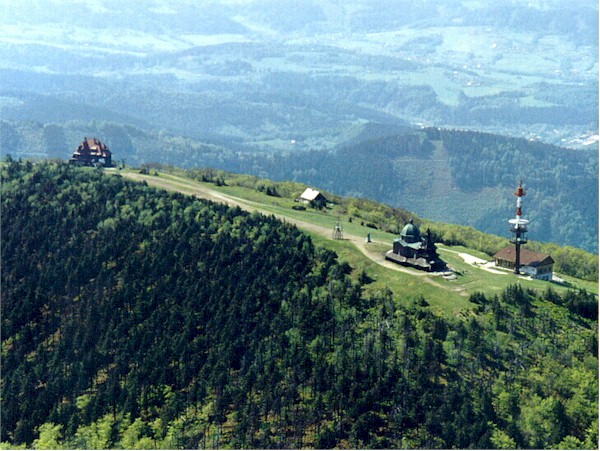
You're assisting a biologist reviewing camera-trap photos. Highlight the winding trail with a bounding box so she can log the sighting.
[442,247,507,275]
[121,171,468,293]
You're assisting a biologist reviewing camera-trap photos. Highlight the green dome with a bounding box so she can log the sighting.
[401,220,421,243]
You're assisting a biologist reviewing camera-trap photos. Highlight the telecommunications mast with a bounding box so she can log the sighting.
[508,179,529,274]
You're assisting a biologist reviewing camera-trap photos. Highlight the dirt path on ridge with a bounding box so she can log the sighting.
[121,171,467,292]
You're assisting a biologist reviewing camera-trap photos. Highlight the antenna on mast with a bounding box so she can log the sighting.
[508,179,529,274]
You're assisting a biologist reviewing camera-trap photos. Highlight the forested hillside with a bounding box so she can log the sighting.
[1,161,597,449]
[220,128,599,253]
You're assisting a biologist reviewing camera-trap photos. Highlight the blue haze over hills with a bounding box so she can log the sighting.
[1,0,597,150]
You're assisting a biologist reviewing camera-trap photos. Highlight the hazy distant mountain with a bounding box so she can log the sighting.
[1,0,597,151]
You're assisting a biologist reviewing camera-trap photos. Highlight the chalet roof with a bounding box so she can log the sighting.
[81,137,109,152]
[494,246,554,267]
[73,137,111,157]
[300,188,324,201]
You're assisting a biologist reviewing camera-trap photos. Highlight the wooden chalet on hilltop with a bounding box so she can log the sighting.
[494,246,554,281]
[299,188,327,208]
[70,137,112,167]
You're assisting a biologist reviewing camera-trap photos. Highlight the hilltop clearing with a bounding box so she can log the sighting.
[124,170,473,302]
[120,167,598,288]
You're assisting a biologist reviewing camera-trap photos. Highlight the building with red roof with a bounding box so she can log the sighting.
[494,246,554,280]
[70,137,112,167]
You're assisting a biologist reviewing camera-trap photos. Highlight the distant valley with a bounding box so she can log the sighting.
[1,0,597,150]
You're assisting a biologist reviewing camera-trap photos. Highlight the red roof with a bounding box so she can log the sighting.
[494,246,554,267]
[80,137,109,153]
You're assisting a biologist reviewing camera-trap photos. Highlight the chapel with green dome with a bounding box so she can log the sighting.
[385,219,445,272]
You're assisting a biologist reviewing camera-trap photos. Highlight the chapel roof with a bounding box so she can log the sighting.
[401,219,422,243]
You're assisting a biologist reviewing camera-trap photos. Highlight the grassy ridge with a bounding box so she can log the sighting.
[122,167,598,313]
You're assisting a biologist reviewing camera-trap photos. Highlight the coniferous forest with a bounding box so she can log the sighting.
[1,160,598,449]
